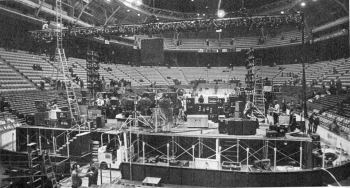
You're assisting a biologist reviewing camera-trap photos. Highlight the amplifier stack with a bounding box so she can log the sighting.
[220,118,259,135]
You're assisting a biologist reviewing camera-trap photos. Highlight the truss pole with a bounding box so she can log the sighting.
[300,146,302,169]
[216,139,219,161]
[237,139,240,162]
[143,142,145,164]
[274,147,277,172]
[192,145,195,165]
[39,135,42,153]
[167,143,170,166]
[322,146,325,168]
[137,134,140,158]
[246,148,249,172]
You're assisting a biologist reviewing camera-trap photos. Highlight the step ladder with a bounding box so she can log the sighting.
[220,139,239,163]
[56,48,80,121]
[252,58,266,118]
[27,143,43,188]
[43,151,59,188]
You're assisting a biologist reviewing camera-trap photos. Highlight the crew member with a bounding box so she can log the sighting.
[71,163,83,188]
[243,101,255,120]
[272,100,280,125]
[96,96,105,107]
[86,162,98,187]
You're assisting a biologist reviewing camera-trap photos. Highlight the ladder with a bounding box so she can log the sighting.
[43,151,59,188]
[55,0,80,121]
[252,58,266,118]
[27,143,43,188]
[56,48,80,120]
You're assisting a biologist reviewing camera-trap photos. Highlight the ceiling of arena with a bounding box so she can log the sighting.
[0,0,348,27]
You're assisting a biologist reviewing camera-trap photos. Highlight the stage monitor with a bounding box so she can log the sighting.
[140,38,164,65]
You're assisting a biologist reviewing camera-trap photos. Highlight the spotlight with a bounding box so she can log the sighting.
[106,0,111,2]
[126,0,133,2]
[300,2,306,7]
[127,9,130,12]
[135,0,142,5]
[217,10,225,18]
[281,11,284,14]
[202,13,205,16]
[137,13,140,16]
[197,13,200,16]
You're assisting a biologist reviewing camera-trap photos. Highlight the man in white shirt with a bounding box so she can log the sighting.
[96,97,105,107]
[42,21,49,30]
[273,100,280,125]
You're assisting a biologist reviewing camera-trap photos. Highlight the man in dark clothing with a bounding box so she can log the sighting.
[313,116,319,133]
[80,79,84,89]
[87,163,98,187]
[308,113,315,134]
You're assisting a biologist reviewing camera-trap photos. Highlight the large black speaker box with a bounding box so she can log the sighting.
[242,120,258,135]
[25,114,35,125]
[218,120,226,134]
[34,112,47,126]
[186,98,195,106]
[81,97,87,105]
[96,116,105,128]
[226,119,243,135]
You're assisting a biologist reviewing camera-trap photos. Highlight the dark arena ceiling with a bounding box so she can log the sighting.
[0,0,348,27]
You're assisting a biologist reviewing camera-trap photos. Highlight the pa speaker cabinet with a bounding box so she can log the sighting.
[218,120,226,134]
[34,112,48,126]
[187,115,208,128]
[96,116,105,128]
[186,98,195,106]
[242,120,258,135]
[226,118,243,135]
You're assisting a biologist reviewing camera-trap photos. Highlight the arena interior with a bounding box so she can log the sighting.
[0,0,350,187]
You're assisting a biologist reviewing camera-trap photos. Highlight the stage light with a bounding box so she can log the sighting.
[137,13,140,16]
[217,10,225,18]
[197,13,200,16]
[106,0,111,2]
[300,2,306,7]
[135,0,142,5]
[126,0,133,3]
[203,13,205,16]
[281,11,284,14]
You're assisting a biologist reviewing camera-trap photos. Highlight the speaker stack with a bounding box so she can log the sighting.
[226,118,243,135]
[34,112,48,126]
[92,141,99,162]
[96,115,105,128]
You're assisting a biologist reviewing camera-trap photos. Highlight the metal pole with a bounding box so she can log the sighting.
[192,145,195,167]
[53,137,56,155]
[274,148,276,172]
[216,139,219,161]
[155,109,158,132]
[39,135,42,153]
[339,143,342,166]
[100,167,103,185]
[143,142,145,164]
[108,134,110,143]
[246,148,249,172]
[110,164,112,183]
[167,143,170,166]
[218,146,221,169]
[301,12,308,119]
[66,134,70,157]
[300,146,303,169]
[198,138,201,158]
[172,136,175,157]
[137,134,140,158]
[322,146,325,168]
[237,139,239,162]
[12,133,14,151]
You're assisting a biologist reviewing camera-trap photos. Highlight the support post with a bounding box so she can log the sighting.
[155,109,158,132]
[142,142,145,164]
[39,135,42,153]
[137,134,140,158]
[322,145,325,168]
[218,146,221,169]
[192,145,195,167]
[172,136,175,157]
[300,146,303,169]
[237,139,239,162]
[274,147,277,172]
[167,143,170,166]
[216,139,219,161]
[339,143,342,166]
[198,137,201,158]
[123,132,128,162]
[109,164,112,183]
[66,134,70,157]
[12,133,14,151]
[246,148,249,172]
[53,137,56,155]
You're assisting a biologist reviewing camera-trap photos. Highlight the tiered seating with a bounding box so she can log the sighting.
[0,60,35,93]
[4,90,68,116]
[0,49,52,88]
[137,67,169,85]
[304,61,329,84]
[180,67,208,82]
[273,64,303,85]
[310,95,346,110]
[259,66,281,80]
[230,66,247,84]
[333,59,350,86]
[207,68,231,82]
[105,65,142,86]
[264,30,302,47]
[156,67,189,85]
[117,65,150,86]
[321,59,346,82]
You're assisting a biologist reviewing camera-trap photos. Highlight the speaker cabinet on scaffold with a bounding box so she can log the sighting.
[226,118,243,135]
